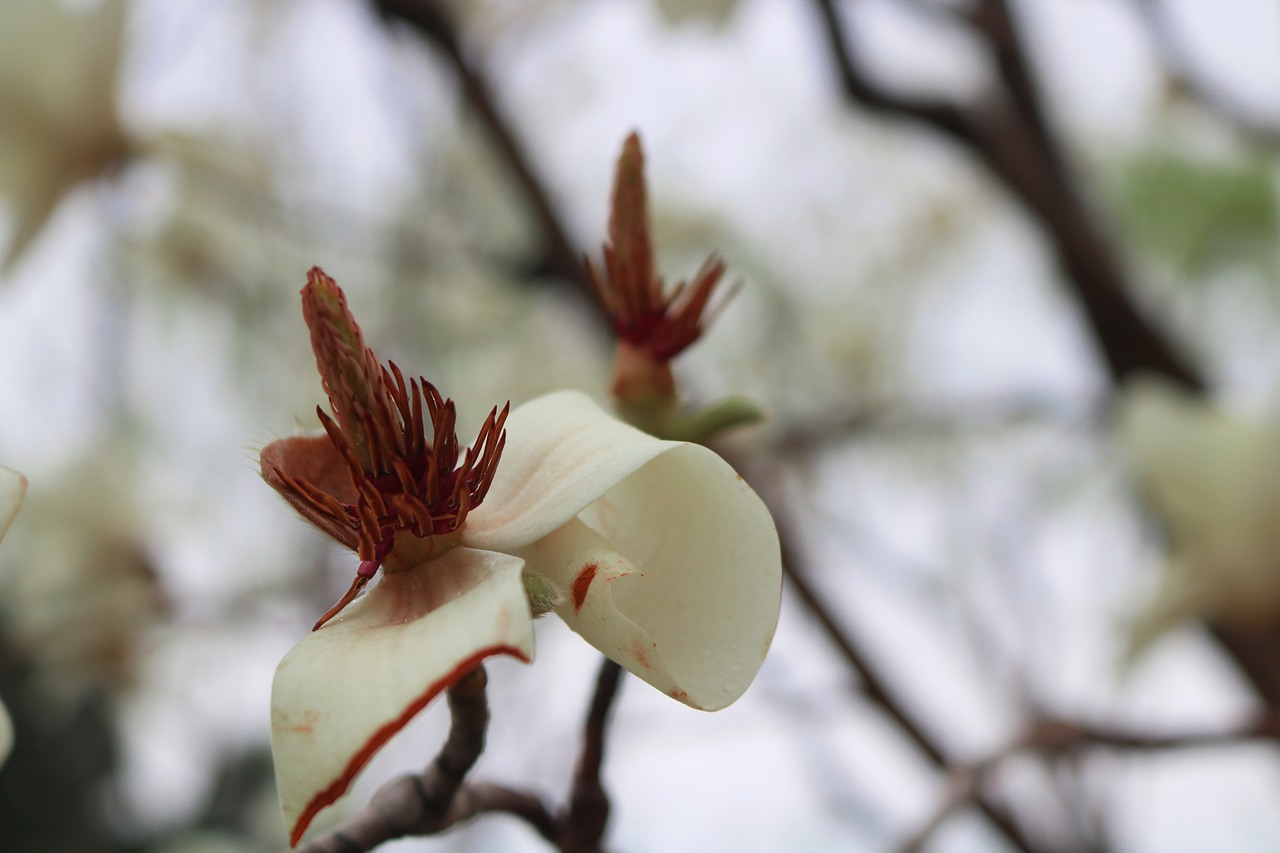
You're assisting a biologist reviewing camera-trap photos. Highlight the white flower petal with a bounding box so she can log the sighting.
[0,466,27,544]
[1118,379,1280,649]
[519,451,781,710]
[464,391,682,553]
[1119,379,1276,538]
[0,467,22,769]
[271,547,533,846]
[0,696,10,767]
[521,518,680,697]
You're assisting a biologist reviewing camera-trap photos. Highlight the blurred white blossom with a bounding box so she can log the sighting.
[1119,378,1280,655]
[0,465,26,767]
[0,0,131,270]
[0,443,165,701]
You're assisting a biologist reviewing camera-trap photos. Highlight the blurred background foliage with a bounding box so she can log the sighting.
[1111,145,1277,279]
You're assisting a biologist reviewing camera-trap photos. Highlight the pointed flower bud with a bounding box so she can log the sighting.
[300,268,386,471]
[587,133,732,405]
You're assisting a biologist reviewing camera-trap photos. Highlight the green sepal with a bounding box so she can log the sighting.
[523,570,562,617]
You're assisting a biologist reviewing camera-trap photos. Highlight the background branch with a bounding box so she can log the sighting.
[810,0,1204,391]
[901,711,1280,853]
[370,0,593,299]
[751,462,1048,853]
[807,0,1280,709]
[1131,0,1280,148]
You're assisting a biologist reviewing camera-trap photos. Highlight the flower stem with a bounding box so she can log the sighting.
[558,658,624,853]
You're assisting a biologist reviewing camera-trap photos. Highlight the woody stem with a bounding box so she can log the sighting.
[558,658,624,853]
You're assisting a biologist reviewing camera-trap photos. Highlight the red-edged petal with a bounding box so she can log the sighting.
[270,547,533,846]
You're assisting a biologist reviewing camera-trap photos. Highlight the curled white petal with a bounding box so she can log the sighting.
[521,518,681,698]
[464,391,682,553]
[0,466,27,544]
[483,392,782,710]
[271,548,533,846]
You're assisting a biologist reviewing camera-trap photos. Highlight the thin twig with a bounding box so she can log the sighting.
[558,658,625,853]
[900,712,1280,853]
[766,481,1043,853]
[1131,0,1280,148]
[369,0,593,298]
[449,782,560,842]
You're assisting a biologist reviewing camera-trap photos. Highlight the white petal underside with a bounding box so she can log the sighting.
[493,392,782,710]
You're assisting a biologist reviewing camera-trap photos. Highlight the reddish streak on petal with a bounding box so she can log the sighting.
[571,563,598,613]
[287,644,532,847]
[312,575,370,631]
[632,640,653,670]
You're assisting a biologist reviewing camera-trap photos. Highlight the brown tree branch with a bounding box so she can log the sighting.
[753,464,1046,853]
[809,0,1280,711]
[450,782,560,842]
[558,659,625,853]
[810,0,1205,391]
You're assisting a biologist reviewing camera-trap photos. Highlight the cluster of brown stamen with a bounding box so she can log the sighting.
[283,363,508,562]
[266,268,508,629]
[586,131,731,362]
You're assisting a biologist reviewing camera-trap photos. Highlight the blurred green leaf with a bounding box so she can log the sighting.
[1112,148,1277,277]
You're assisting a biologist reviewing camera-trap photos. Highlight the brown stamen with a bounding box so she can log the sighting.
[262,269,510,626]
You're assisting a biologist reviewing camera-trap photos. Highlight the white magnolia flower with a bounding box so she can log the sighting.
[261,269,781,845]
[1118,378,1280,654]
[0,465,29,766]
[0,0,129,270]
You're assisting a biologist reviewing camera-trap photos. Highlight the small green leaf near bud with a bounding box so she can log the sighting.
[523,570,563,616]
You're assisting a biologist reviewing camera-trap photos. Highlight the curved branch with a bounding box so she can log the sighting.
[1132,0,1280,148]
